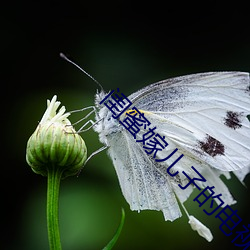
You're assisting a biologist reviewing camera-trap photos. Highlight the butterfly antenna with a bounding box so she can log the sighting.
[60,53,104,91]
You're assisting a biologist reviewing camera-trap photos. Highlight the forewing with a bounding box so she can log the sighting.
[106,122,236,220]
[129,72,250,172]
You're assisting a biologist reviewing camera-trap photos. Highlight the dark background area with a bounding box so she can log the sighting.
[2,2,250,250]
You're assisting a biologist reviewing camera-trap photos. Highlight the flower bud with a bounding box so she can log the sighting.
[26,95,87,178]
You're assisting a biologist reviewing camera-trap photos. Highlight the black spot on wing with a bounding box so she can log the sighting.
[199,135,225,157]
[246,84,250,94]
[224,111,243,130]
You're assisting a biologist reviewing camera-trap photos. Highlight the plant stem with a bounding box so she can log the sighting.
[47,165,63,250]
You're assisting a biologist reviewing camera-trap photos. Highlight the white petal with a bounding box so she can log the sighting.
[188,215,213,242]
[40,95,71,125]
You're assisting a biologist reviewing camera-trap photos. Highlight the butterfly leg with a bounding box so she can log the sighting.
[70,106,96,126]
[68,106,102,132]
[77,145,108,176]
[85,145,108,165]
[77,120,95,132]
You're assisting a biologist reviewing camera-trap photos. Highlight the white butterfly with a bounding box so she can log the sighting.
[90,72,250,241]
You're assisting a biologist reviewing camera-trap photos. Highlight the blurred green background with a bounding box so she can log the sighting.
[2,2,250,250]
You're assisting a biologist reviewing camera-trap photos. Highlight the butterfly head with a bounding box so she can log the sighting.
[94,90,123,145]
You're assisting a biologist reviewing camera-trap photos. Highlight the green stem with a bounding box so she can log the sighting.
[47,165,63,250]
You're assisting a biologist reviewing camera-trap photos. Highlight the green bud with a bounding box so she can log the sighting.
[26,95,87,178]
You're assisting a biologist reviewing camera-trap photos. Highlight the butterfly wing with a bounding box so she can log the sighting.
[106,115,236,221]
[96,72,249,222]
[106,129,182,221]
[128,72,250,173]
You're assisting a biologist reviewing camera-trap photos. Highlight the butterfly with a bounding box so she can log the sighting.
[92,72,250,225]
[60,53,250,240]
